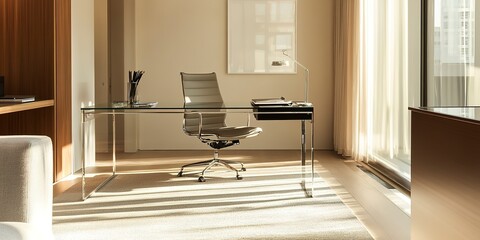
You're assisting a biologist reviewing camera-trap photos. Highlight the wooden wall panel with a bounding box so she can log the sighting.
[0,0,5,74]
[0,0,72,182]
[54,0,72,180]
[0,0,54,99]
[0,107,54,137]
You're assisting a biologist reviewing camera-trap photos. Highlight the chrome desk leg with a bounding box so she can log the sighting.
[81,110,86,200]
[300,117,315,198]
[112,113,116,175]
[81,112,117,201]
[300,120,308,197]
[310,114,315,197]
[301,120,306,166]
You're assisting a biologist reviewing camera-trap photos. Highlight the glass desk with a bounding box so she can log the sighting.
[81,102,315,200]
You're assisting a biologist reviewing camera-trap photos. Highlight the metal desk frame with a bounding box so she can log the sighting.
[81,104,314,200]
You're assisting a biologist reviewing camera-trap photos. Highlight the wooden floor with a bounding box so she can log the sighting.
[54,150,411,240]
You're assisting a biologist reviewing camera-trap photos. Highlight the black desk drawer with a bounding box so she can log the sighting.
[253,106,313,120]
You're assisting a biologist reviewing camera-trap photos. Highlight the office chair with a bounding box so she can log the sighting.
[177,72,262,182]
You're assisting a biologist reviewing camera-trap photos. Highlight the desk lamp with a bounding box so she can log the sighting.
[272,50,310,105]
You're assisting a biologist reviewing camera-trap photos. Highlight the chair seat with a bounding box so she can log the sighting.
[201,126,262,140]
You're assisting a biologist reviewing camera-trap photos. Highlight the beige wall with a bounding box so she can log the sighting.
[71,0,95,170]
[133,0,334,150]
[94,0,109,153]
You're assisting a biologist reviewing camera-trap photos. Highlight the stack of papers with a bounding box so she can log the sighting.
[132,102,158,107]
[112,101,158,108]
[251,97,292,106]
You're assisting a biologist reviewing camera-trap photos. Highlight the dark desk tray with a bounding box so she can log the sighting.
[253,106,313,120]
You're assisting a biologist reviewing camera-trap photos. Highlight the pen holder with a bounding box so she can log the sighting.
[127,70,145,105]
[128,82,138,105]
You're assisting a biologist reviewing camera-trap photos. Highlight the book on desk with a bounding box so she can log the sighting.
[251,97,313,120]
[0,95,35,103]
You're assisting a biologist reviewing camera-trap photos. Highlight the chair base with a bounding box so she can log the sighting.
[177,157,246,182]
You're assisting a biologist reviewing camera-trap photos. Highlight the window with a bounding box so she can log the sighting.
[228,0,296,74]
[426,0,479,106]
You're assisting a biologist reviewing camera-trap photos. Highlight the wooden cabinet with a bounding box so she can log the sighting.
[0,0,71,182]
[410,107,480,239]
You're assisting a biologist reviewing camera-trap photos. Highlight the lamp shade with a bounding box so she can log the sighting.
[271,60,286,66]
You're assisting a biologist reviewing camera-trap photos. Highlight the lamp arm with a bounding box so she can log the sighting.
[283,51,309,103]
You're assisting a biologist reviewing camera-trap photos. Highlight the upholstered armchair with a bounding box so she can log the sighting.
[0,136,54,240]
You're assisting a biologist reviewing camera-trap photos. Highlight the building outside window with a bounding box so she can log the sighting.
[428,0,480,107]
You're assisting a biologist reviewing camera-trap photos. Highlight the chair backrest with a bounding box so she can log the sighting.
[181,72,227,135]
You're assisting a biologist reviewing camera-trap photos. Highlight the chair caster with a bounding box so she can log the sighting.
[177,171,183,177]
[236,175,243,180]
[241,167,246,171]
[198,176,206,182]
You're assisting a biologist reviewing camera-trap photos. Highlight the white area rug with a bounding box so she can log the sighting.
[53,159,373,240]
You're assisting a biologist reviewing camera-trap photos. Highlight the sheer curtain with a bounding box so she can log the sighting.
[334,0,413,182]
[333,0,361,158]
